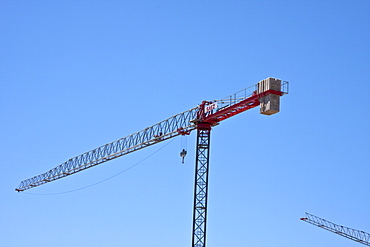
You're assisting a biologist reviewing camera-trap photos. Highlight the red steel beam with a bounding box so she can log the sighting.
[203,89,283,124]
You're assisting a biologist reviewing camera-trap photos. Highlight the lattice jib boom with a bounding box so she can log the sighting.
[16,107,198,192]
[301,212,370,246]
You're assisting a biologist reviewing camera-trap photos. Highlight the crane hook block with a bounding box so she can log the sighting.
[180,149,187,164]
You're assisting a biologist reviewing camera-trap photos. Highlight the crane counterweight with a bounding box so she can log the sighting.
[258,77,282,115]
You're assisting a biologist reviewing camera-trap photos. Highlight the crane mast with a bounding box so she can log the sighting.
[192,122,212,247]
[301,212,370,246]
[16,78,288,247]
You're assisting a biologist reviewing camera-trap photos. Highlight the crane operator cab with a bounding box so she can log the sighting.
[180,149,187,164]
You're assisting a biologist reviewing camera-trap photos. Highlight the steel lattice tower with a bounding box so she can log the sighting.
[192,123,212,247]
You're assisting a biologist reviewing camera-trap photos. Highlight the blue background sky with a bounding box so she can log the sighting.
[1,1,370,246]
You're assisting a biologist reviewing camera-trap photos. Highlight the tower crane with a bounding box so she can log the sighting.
[16,77,288,247]
[301,212,370,246]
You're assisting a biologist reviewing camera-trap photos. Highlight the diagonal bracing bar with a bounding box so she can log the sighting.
[192,123,212,247]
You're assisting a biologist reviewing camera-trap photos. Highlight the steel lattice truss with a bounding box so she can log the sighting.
[301,212,370,246]
[192,124,211,247]
[16,107,198,191]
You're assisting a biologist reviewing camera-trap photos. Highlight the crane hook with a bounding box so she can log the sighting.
[180,149,187,164]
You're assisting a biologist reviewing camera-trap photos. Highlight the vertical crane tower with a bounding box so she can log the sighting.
[16,77,288,247]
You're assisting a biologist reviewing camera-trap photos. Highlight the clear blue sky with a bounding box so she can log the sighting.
[1,1,370,246]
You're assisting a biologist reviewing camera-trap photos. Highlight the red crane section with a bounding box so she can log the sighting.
[202,89,284,124]
[198,79,288,124]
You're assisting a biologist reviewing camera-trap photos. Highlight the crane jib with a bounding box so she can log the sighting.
[301,212,370,246]
[15,79,288,192]
[15,107,199,192]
